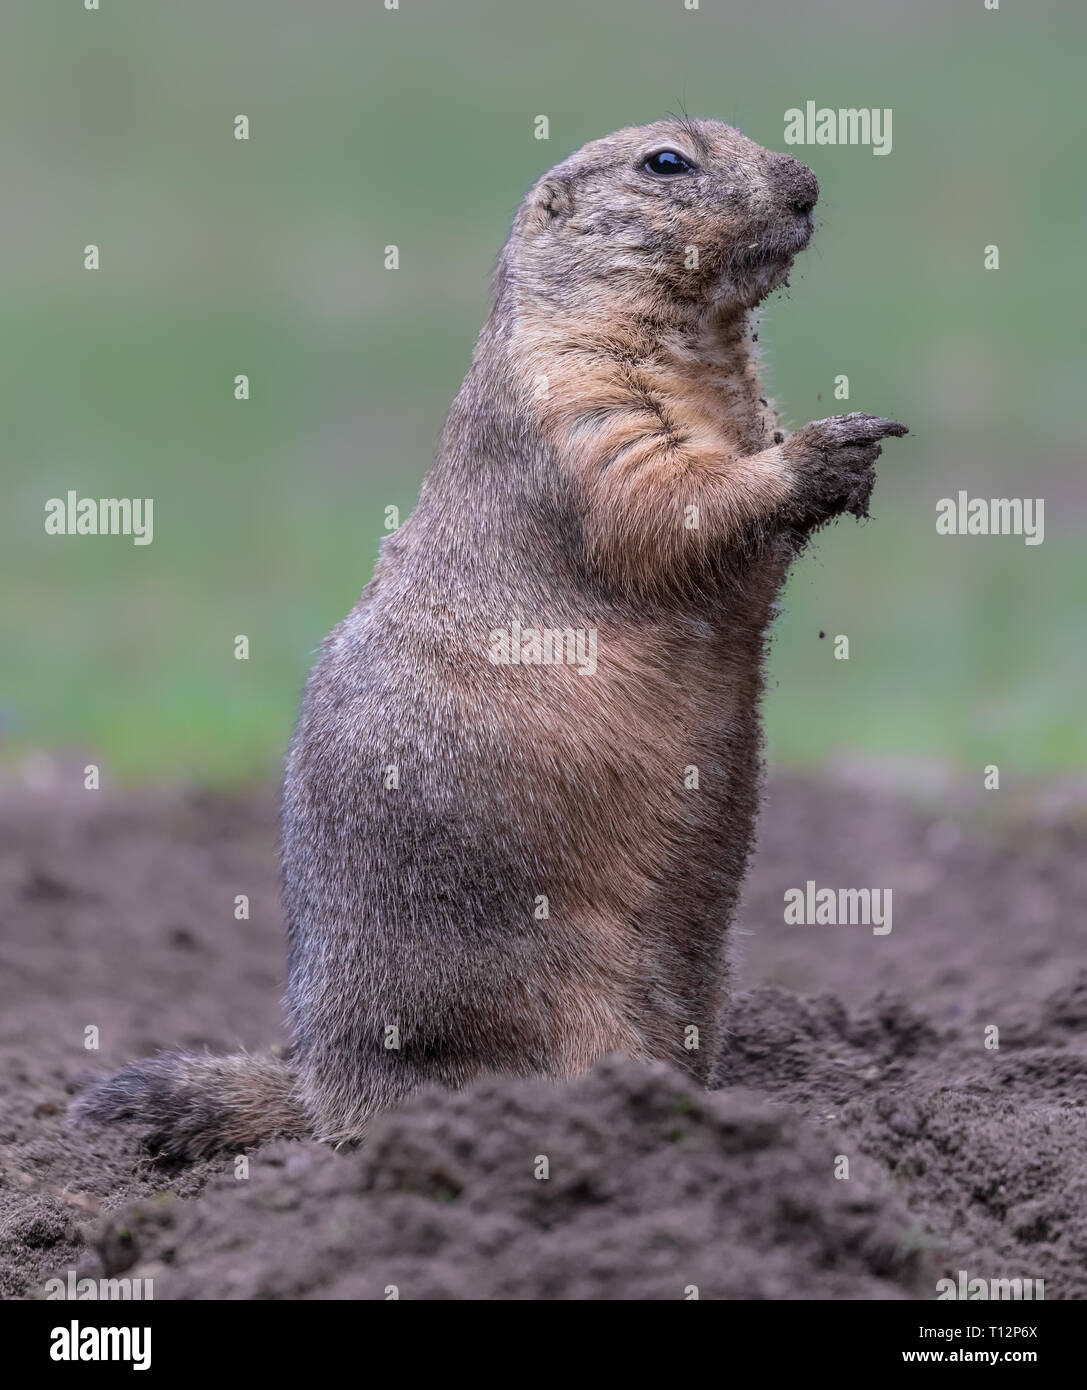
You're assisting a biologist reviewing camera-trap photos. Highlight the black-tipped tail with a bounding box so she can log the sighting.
[71,1049,306,1161]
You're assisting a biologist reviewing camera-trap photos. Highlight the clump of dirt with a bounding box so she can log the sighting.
[1,771,1084,1299]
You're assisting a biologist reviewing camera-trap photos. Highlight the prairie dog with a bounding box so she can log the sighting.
[74,119,907,1157]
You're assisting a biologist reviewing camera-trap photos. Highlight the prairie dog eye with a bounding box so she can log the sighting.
[643,149,697,176]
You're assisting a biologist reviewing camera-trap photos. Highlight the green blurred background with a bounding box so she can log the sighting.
[4,0,1084,784]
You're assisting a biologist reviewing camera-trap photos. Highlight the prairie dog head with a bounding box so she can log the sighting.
[500,118,819,319]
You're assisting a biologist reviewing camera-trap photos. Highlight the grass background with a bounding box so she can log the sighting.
[4,0,1084,783]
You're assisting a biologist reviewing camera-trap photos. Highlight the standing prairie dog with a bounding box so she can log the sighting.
[74,119,907,1157]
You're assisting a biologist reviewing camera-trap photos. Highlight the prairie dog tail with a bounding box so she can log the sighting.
[70,1049,307,1161]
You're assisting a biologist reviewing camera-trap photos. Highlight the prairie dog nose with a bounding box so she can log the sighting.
[774,153,819,215]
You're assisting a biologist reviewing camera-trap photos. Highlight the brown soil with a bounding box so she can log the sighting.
[1,770,1084,1300]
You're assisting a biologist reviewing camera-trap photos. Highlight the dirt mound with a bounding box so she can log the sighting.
[1,772,1084,1299]
[71,1060,922,1301]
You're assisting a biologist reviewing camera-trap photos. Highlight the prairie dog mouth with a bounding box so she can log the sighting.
[709,233,808,307]
[722,218,806,278]
[737,215,814,267]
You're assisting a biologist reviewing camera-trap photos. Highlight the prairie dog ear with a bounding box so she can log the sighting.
[524,176,575,231]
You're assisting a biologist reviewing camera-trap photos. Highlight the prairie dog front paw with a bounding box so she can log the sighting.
[783,412,909,525]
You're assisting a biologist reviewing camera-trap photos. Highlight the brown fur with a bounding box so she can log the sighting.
[72,119,907,1159]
